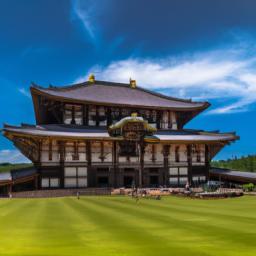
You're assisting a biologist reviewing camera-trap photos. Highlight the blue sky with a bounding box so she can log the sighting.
[1,0,256,163]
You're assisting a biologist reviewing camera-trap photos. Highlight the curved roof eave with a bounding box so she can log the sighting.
[3,124,238,143]
[30,83,210,111]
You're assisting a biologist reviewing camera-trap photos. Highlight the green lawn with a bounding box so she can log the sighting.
[0,196,256,256]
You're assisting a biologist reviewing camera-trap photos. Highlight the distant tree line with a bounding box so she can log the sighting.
[0,162,33,173]
[211,155,256,172]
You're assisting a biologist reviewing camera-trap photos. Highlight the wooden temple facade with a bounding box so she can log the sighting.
[2,75,239,190]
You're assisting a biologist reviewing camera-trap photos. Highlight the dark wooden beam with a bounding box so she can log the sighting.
[58,140,65,188]
[152,144,156,162]
[139,142,145,187]
[187,144,192,185]
[86,141,91,166]
[205,144,210,181]
[73,141,79,160]
[163,144,170,186]
[71,105,75,125]
[49,140,52,161]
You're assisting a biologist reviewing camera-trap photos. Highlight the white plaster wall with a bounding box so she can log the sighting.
[77,167,87,176]
[144,144,153,162]
[103,142,112,162]
[170,112,177,130]
[169,144,187,163]
[192,144,205,164]
[179,145,187,162]
[155,144,164,162]
[91,142,101,162]
[119,156,127,163]
[161,111,168,129]
[41,140,59,162]
[130,156,139,163]
[169,145,176,163]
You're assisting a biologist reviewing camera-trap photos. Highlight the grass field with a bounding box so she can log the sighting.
[0,196,256,256]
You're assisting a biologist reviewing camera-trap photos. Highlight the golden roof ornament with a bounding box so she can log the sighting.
[88,74,95,83]
[131,112,138,118]
[129,78,136,88]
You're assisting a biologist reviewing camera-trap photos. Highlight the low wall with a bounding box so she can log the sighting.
[11,188,112,198]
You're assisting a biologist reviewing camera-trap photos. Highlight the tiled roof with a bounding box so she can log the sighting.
[210,168,256,182]
[0,172,12,182]
[31,81,209,110]
[11,167,37,180]
[3,124,238,142]
[0,167,37,184]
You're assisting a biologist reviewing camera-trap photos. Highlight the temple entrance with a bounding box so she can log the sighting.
[149,175,159,187]
[97,177,109,187]
[123,176,134,188]
[123,168,137,187]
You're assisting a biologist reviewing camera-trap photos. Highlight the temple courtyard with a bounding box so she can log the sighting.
[0,196,255,256]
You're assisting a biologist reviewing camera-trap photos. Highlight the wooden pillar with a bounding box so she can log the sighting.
[156,111,162,129]
[100,141,104,162]
[175,146,180,163]
[58,140,65,188]
[142,143,148,186]
[71,106,75,125]
[73,141,79,160]
[152,144,156,162]
[36,139,42,189]
[60,102,64,124]
[205,144,210,181]
[139,142,145,187]
[83,105,88,126]
[118,107,122,120]
[86,141,91,165]
[95,106,99,126]
[49,139,52,161]
[86,141,93,186]
[113,141,118,187]
[163,144,170,186]
[107,107,112,126]
[187,144,192,185]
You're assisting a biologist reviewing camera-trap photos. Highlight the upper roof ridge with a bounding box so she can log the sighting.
[31,79,208,105]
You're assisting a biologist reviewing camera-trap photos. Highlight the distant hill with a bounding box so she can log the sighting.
[211,155,256,172]
[0,163,33,173]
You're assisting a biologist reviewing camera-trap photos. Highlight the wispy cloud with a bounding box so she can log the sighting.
[71,0,98,43]
[18,88,31,98]
[76,44,256,114]
[0,149,30,164]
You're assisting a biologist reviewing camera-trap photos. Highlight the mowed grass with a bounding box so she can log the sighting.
[0,196,256,256]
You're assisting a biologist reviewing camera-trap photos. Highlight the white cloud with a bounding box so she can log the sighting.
[18,88,31,98]
[0,149,30,164]
[76,47,256,114]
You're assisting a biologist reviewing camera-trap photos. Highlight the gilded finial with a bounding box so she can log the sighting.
[88,74,95,83]
[129,78,136,88]
[131,112,138,118]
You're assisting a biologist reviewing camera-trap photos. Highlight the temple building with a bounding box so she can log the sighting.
[2,75,239,190]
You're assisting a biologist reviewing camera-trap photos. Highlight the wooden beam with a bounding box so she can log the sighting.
[139,142,145,187]
[73,141,79,160]
[71,105,75,125]
[152,144,156,162]
[49,139,52,161]
[86,141,91,166]
[187,144,192,185]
